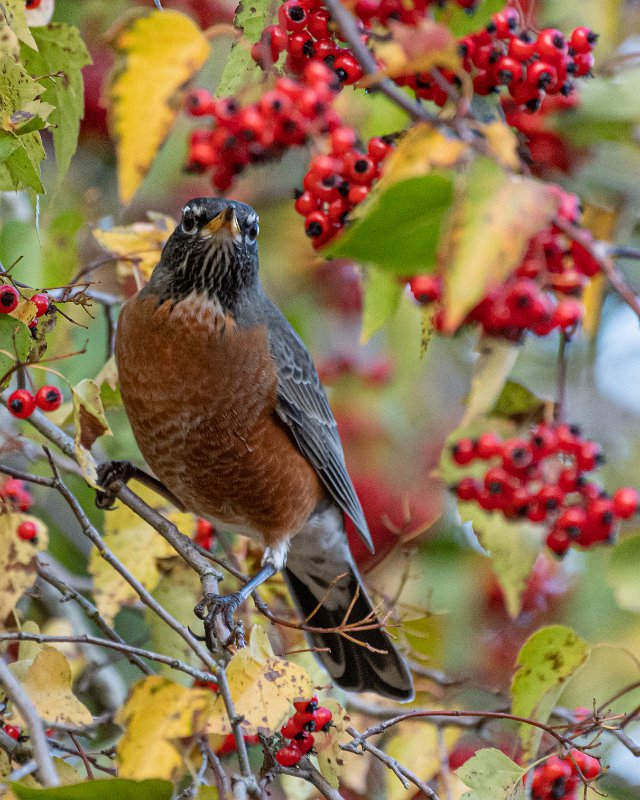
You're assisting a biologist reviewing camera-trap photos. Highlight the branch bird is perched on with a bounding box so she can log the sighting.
[113,197,414,701]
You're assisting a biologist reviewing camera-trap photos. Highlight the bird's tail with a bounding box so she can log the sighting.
[283,506,414,701]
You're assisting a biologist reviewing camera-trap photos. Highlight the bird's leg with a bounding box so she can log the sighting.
[95,460,186,511]
[194,563,278,649]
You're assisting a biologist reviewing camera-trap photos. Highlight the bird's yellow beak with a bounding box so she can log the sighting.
[201,207,241,238]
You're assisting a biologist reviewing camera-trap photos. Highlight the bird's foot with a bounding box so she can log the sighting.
[194,592,246,649]
[95,460,135,510]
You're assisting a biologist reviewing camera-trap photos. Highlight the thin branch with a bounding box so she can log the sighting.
[275,755,344,800]
[68,731,94,780]
[0,659,59,787]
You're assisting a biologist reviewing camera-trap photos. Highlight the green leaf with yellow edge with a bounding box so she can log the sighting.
[511,625,590,757]
[9,646,92,726]
[491,380,545,420]
[386,724,460,800]
[460,337,520,427]
[92,211,176,283]
[458,502,543,618]
[72,378,112,488]
[326,172,455,273]
[456,748,525,800]
[90,481,182,624]
[381,125,468,187]
[0,314,31,388]
[361,267,403,342]
[11,779,174,800]
[146,559,203,682]
[607,533,640,611]
[441,158,560,332]
[1,0,37,49]
[21,24,91,191]
[205,625,313,736]
[116,676,217,781]
[0,513,48,624]
[107,9,210,203]
[216,0,276,96]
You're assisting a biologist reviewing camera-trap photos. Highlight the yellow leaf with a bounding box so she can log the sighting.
[0,513,48,626]
[385,723,460,800]
[107,10,210,203]
[11,646,92,726]
[72,378,112,489]
[90,481,183,624]
[205,626,313,735]
[92,212,176,283]
[116,676,217,781]
[314,700,350,789]
[381,124,468,186]
[478,120,521,171]
[441,158,560,332]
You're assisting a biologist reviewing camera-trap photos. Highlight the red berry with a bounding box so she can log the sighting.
[276,744,302,766]
[368,136,392,163]
[613,487,639,519]
[17,521,38,541]
[553,299,583,330]
[186,89,216,117]
[452,438,476,466]
[455,477,480,502]
[570,27,598,54]
[494,56,523,87]
[571,749,601,779]
[576,440,603,472]
[348,184,369,204]
[537,485,565,511]
[194,518,214,549]
[35,385,62,412]
[546,525,571,556]
[501,439,533,472]
[526,60,558,91]
[312,706,333,730]
[344,151,376,184]
[0,285,19,313]
[305,211,330,240]
[570,240,600,277]
[3,725,20,740]
[278,1,308,31]
[408,275,442,304]
[535,29,568,64]
[573,51,595,77]
[281,717,303,738]
[508,32,535,62]
[294,731,315,754]
[8,389,36,419]
[331,126,358,154]
[293,695,318,713]
[31,294,49,317]
[334,53,363,85]
[476,432,501,460]
[530,424,558,460]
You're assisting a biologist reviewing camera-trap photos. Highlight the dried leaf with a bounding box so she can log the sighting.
[92,212,175,283]
[107,10,210,203]
[11,646,92,726]
[205,626,313,735]
[116,676,217,781]
[72,378,112,488]
[0,513,48,626]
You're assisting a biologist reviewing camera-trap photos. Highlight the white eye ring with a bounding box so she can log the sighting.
[182,209,198,234]
[246,222,259,243]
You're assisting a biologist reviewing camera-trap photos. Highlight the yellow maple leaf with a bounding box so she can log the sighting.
[92,212,176,283]
[116,676,217,781]
[90,481,190,624]
[107,10,211,203]
[0,513,48,626]
[206,625,313,736]
[10,646,92,727]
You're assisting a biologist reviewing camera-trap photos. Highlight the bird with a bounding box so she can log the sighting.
[113,196,414,701]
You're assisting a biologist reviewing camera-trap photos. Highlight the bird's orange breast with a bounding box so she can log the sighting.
[115,292,323,545]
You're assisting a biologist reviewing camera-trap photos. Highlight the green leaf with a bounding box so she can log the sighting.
[0,135,44,192]
[0,130,19,160]
[458,502,543,618]
[511,625,590,756]
[43,210,84,286]
[456,748,525,800]
[0,315,31,387]
[460,338,520,427]
[607,534,640,611]
[11,779,174,800]
[1,0,37,49]
[569,66,640,122]
[216,0,275,96]
[326,172,455,272]
[436,0,507,36]
[361,267,403,341]
[491,380,545,420]
[21,23,91,191]
[442,158,559,331]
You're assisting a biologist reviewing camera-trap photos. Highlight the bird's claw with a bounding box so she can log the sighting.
[194,592,245,648]
[95,460,135,510]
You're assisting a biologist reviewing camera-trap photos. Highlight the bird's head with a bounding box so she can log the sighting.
[150,197,260,309]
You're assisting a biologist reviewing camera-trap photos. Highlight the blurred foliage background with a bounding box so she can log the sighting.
[5,0,640,796]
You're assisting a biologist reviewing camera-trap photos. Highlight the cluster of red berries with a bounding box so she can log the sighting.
[530,750,601,799]
[452,11,597,112]
[1,477,32,513]
[7,385,62,419]
[275,696,333,767]
[451,422,639,556]
[251,0,364,85]
[185,61,341,191]
[194,518,215,550]
[0,286,50,333]
[295,129,394,247]
[354,0,478,26]
[408,188,601,340]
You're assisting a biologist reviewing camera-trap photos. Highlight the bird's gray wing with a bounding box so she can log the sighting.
[267,309,374,552]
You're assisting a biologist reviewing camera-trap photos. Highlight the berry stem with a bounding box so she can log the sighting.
[554,331,569,424]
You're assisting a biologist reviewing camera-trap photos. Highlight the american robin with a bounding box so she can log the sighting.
[113,197,413,701]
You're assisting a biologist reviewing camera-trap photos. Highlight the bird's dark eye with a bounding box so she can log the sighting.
[246,222,259,243]
[182,209,197,234]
